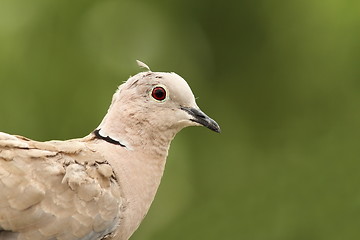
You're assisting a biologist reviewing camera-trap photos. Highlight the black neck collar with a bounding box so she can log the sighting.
[93,129,126,147]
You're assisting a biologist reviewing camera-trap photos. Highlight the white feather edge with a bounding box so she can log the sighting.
[98,128,133,151]
[136,60,151,72]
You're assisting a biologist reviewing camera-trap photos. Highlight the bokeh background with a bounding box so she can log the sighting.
[1,0,360,239]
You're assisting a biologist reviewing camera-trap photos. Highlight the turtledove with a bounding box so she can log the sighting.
[0,61,220,240]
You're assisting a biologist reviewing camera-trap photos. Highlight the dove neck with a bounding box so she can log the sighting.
[89,126,176,239]
[97,108,179,157]
[96,123,177,155]
[86,133,170,240]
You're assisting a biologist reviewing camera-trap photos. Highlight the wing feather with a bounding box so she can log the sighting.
[0,132,123,240]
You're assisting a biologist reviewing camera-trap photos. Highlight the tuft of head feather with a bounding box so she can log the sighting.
[136,60,151,72]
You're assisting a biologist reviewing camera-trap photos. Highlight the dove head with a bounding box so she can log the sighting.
[96,65,220,151]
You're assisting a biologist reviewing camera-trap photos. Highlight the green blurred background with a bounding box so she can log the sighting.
[1,0,360,239]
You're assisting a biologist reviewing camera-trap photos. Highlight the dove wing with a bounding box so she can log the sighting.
[0,132,124,240]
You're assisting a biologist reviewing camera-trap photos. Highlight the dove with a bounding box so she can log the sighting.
[0,61,220,240]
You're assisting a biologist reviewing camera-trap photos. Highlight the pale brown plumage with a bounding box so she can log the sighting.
[0,132,122,240]
[0,62,220,240]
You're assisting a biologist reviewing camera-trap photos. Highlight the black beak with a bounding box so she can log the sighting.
[181,107,221,133]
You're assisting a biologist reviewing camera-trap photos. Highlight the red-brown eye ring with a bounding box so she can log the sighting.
[151,86,166,101]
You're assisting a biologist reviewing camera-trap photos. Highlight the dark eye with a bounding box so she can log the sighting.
[151,86,166,101]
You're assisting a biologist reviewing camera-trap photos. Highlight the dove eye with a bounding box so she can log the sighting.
[151,86,167,101]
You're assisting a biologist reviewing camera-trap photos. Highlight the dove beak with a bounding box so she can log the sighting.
[181,107,221,133]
